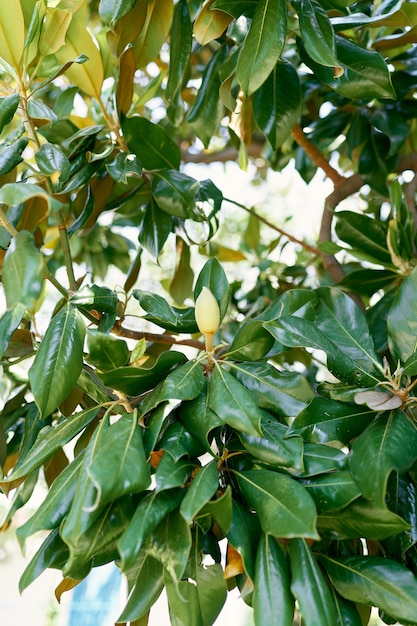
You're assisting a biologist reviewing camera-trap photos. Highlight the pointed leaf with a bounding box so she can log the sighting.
[29,305,85,417]
[3,231,45,310]
[147,509,191,583]
[193,0,232,45]
[289,538,338,626]
[155,453,194,492]
[226,320,275,361]
[180,460,219,524]
[35,142,70,179]
[152,169,200,219]
[226,499,260,580]
[117,555,164,624]
[132,0,173,69]
[302,471,360,513]
[349,410,417,508]
[122,115,180,170]
[87,330,129,371]
[239,415,304,470]
[297,0,338,66]
[236,0,287,96]
[253,61,301,149]
[0,302,26,359]
[0,136,28,175]
[138,198,173,258]
[19,529,69,593]
[387,265,417,362]
[322,554,417,624]
[208,366,263,437]
[0,93,20,133]
[236,469,319,539]
[254,534,294,626]
[166,0,192,101]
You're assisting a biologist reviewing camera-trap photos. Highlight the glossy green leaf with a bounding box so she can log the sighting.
[239,415,303,470]
[3,231,45,310]
[0,93,20,133]
[158,420,204,461]
[302,442,347,476]
[19,529,69,593]
[146,509,191,583]
[133,289,198,333]
[152,169,200,219]
[118,489,183,571]
[193,1,232,45]
[387,265,417,362]
[99,351,188,396]
[302,471,360,513]
[201,486,233,535]
[138,198,173,258]
[170,237,194,305]
[322,554,417,624]
[87,330,129,371]
[236,0,287,96]
[29,305,85,417]
[208,366,263,437]
[194,257,230,322]
[179,391,223,447]
[35,142,70,179]
[331,10,409,30]
[349,410,417,508]
[227,499,260,580]
[0,406,99,485]
[16,453,84,548]
[122,116,180,170]
[289,538,338,626]
[187,45,227,148]
[0,181,51,213]
[165,563,227,626]
[253,534,294,626]
[332,589,368,626]
[226,320,275,361]
[233,361,314,417]
[336,214,390,265]
[0,137,28,175]
[236,469,319,539]
[166,0,192,101]
[117,555,164,624]
[0,302,26,359]
[289,397,376,444]
[63,497,134,579]
[317,498,410,540]
[338,268,398,297]
[180,460,219,524]
[297,0,338,66]
[99,0,136,23]
[155,453,194,492]
[253,61,301,149]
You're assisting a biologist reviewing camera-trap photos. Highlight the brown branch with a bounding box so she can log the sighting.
[292,124,345,186]
[180,138,265,164]
[112,323,205,350]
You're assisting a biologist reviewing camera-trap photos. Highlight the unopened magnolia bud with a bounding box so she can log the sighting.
[195,287,220,334]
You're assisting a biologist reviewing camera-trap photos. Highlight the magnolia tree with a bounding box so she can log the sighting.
[1,0,417,624]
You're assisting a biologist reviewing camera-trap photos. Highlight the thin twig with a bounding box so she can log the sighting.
[112,323,205,350]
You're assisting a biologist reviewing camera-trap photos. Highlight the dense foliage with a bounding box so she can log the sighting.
[1,0,417,624]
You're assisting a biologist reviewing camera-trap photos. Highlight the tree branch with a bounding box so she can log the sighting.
[112,323,205,350]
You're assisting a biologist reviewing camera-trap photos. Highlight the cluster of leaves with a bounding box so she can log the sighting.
[1,1,417,625]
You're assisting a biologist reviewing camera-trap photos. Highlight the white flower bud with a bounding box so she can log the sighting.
[195,287,220,335]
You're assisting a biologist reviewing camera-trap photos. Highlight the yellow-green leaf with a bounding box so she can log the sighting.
[0,0,25,68]
[39,7,72,57]
[194,0,233,45]
[133,0,173,69]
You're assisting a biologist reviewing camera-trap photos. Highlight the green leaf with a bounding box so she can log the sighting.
[138,198,173,258]
[236,0,287,96]
[180,391,223,448]
[133,290,198,333]
[0,182,51,212]
[35,142,70,179]
[194,258,230,322]
[155,453,194,492]
[226,320,275,361]
[0,137,28,175]
[302,442,347,476]
[187,45,227,148]
[253,534,294,626]
[99,0,136,23]
[165,563,227,626]
[146,509,192,583]
[0,93,20,133]
[331,10,410,30]
[236,469,319,539]
[239,415,304,471]
[208,366,263,437]
[122,116,181,170]
[152,169,200,219]
[0,302,26,360]
[29,305,85,417]
[349,410,417,508]
[322,554,417,624]
[16,453,84,548]
[387,265,417,362]
[201,485,233,535]
[317,498,410,540]
[86,330,129,371]
[0,406,99,485]
[302,471,360,513]
[227,499,260,580]
[288,397,376,444]
[253,61,301,149]
[86,413,151,509]
[166,0,192,102]
[180,460,219,524]
[296,0,338,66]
[289,539,338,626]
[3,231,45,310]
[99,351,188,396]
[117,555,164,624]
[19,529,69,593]
[233,361,314,417]
[118,489,183,571]
[0,0,25,68]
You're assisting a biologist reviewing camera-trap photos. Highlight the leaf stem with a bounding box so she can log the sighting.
[0,207,18,237]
